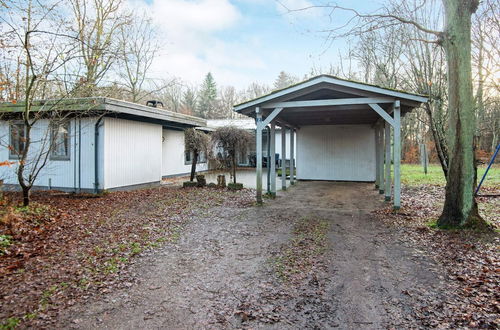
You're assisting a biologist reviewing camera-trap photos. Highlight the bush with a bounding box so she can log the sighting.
[227,183,243,191]
[183,181,197,188]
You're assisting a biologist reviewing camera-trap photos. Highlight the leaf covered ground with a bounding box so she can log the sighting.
[374,183,499,328]
[0,186,253,328]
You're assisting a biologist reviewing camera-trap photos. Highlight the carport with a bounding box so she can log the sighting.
[233,75,427,209]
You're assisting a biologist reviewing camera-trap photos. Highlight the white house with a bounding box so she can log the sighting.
[0,98,207,192]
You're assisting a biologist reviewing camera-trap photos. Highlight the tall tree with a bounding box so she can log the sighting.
[298,0,486,227]
[117,12,158,103]
[181,87,197,115]
[197,72,217,119]
[0,0,88,206]
[70,0,130,96]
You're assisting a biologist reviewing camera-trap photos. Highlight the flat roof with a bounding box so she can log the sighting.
[0,97,206,128]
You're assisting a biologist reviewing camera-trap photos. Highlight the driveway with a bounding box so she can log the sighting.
[59,181,443,329]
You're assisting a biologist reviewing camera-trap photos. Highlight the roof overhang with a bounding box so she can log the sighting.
[234,75,427,127]
[0,97,206,129]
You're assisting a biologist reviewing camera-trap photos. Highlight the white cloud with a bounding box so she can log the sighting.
[126,0,266,87]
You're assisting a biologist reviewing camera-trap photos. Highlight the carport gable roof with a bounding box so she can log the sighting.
[234,75,428,127]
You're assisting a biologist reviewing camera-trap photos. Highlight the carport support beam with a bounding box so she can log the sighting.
[378,123,385,194]
[281,126,287,190]
[256,107,263,204]
[290,128,295,185]
[393,101,401,209]
[375,124,381,189]
[385,121,392,201]
[270,122,276,196]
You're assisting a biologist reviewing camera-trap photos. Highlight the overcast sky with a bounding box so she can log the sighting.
[128,0,384,88]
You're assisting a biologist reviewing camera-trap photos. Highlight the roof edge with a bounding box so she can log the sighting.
[234,74,428,112]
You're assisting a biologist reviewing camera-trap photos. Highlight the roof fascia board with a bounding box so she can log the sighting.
[234,76,427,112]
[264,97,395,109]
[103,98,206,127]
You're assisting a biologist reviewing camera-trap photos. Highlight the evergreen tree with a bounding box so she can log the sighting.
[197,72,217,118]
[273,71,298,90]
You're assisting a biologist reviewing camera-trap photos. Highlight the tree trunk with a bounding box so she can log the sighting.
[438,0,484,228]
[424,103,449,177]
[22,186,30,207]
[190,150,198,182]
[232,154,237,184]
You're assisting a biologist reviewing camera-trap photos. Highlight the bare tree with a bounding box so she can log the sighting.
[184,128,209,182]
[286,0,486,227]
[211,126,252,184]
[117,12,158,103]
[70,0,130,96]
[0,0,90,206]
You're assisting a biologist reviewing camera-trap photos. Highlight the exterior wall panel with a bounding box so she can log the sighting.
[297,125,376,181]
[0,118,100,191]
[162,129,207,177]
[103,118,162,189]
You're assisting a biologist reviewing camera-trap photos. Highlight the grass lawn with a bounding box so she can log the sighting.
[400,164,500,188]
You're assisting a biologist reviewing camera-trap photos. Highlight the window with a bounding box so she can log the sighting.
[185,150,192,164]
[50,121,70,160]
[184,150,207,165]
[198,151,207,163]
[9,122,26,159]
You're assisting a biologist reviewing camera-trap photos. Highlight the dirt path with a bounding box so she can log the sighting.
[59,182,445,329]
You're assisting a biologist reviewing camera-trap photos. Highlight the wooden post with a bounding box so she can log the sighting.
[256,107,263,204]
[385,121,392,201]
[393,100,401,209]
[379,123,385,194]
[281,125,287,190]
[375,124,381,189]
[270,122,276,196]
[290,127,295,185]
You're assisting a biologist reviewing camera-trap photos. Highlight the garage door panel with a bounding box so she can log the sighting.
[297,125,375,181]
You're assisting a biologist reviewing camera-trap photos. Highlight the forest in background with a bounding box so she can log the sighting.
[0,0,498,164]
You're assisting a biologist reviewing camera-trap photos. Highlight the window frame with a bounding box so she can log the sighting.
[50,120,71,161]
[184,150,207,165]
[8,121,26,160]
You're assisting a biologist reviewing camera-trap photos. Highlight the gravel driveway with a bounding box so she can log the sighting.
[58,181,445,329]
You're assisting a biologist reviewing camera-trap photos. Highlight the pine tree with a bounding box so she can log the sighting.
[273,71,298,90]
[197,73,217,119]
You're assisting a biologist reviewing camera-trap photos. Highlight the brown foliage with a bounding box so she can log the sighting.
[0,187,253,327]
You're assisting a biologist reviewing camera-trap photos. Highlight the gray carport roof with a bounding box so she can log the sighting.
[234,75,427,127]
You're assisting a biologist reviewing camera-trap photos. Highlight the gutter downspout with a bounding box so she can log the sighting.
[94,116,104,193]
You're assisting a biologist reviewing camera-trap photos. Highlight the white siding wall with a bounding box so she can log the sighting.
[162,129,208,177]
[297,125,376,181]
[0,118,101,190]
[274,129,296,159]
[103,118,162,189]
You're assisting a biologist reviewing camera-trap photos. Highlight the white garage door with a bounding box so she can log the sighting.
[296,125,376,182]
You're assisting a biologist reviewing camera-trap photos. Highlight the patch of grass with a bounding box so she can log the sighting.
[272,217,329,282]
[0,234,13,255]
[0,317,20,330]
[276,168,296,177]
[400,164,500,188]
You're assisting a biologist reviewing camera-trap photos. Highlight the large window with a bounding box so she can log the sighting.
[50,121,70,160]
[9,122,26,159]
